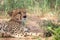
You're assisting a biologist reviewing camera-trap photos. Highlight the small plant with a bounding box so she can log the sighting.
[45,20,60,40]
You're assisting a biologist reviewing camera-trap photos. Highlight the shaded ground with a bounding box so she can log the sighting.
[0,35,53,40]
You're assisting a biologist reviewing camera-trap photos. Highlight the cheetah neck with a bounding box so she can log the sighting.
[9,19,22,24]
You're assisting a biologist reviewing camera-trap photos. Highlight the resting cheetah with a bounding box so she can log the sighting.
[0,9,43,38]
[0,8,28,37]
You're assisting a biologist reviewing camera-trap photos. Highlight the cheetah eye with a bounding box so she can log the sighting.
[18,12,21,14]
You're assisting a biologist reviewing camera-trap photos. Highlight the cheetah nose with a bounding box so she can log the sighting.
[23,16,27,18]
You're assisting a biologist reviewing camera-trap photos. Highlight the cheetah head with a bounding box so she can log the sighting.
[8,9,27,23]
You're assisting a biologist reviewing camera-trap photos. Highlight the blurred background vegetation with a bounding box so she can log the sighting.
[0,0,60,15]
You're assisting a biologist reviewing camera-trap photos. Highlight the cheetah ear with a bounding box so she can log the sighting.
[8,11,13,16]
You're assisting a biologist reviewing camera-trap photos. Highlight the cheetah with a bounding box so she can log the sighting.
[0,8,27,37]
[0,9,43,38]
